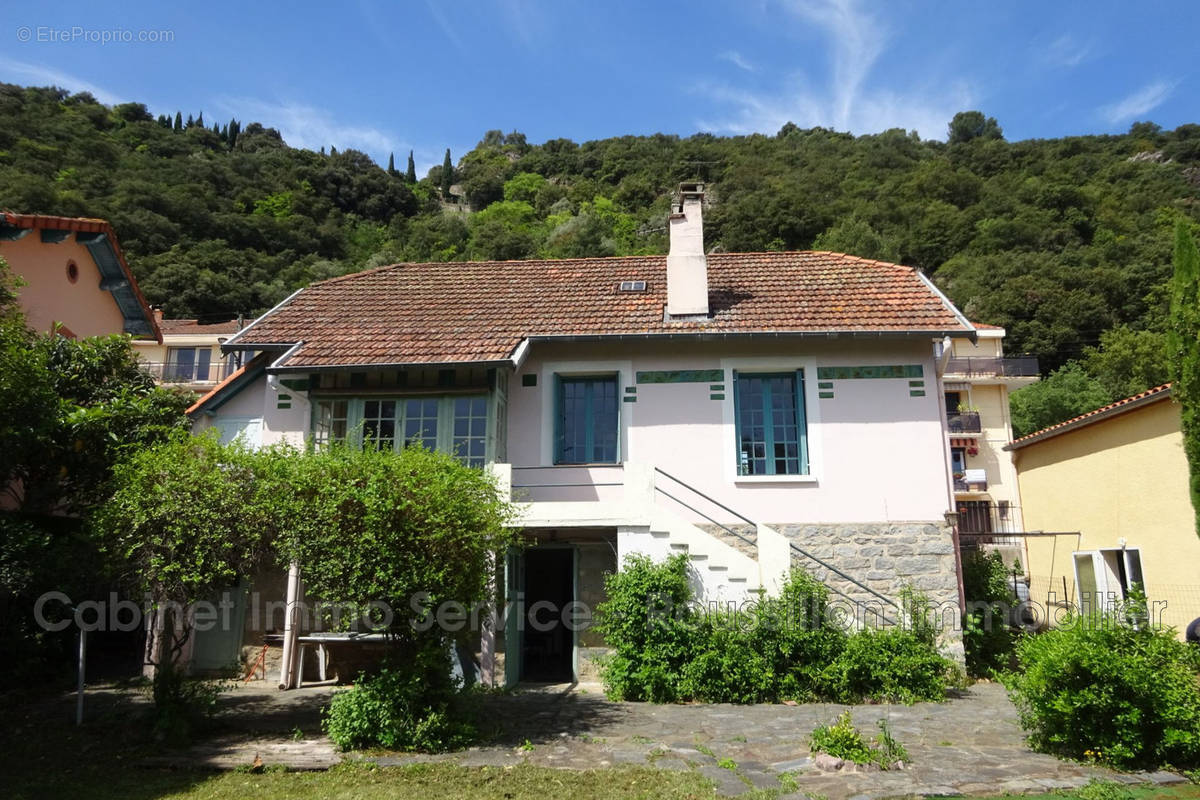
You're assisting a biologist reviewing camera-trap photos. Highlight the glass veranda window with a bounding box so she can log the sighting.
[734,371,808,476]
[312,396,488,468]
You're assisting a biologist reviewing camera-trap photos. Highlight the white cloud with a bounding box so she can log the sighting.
[719,50,756,72]
[1041,34,1095,68]
[1100,80,1176,124]
[0,58,123,105]
[697,0,970,140]
[215,96,403,163]
[423,0,466,52]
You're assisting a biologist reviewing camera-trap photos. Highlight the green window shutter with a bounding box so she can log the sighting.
[796,368,809,475]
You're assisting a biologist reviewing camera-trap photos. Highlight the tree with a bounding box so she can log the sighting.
[0,257,190,513]
[948,111,1003,144]
[271,445,516,637]
[387,152,396,175]
[1082,326,1170,400]
[812,216,901,262]
[172,111,182,132]
[441,148,454,200]
[406,150,417,183]
[1167,221,1200,537]
[94,433,276,665]
[1009,362,1112,438]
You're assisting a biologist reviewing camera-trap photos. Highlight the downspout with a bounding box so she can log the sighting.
[278,561,301,689]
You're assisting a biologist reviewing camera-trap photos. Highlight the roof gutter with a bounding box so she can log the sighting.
[255,328,976,373]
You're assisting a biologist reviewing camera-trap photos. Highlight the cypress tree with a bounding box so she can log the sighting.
[441,148,453,199]
[406,150,417,183]
[387,152,397,175]
[228,119,240,147]
[330,146,337,156]
[185,113,194,129]
[1168,221,1200,538]
[173,111,182,132]
[197,111,204,128]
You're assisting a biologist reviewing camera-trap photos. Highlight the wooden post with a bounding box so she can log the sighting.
[75,629,86,726]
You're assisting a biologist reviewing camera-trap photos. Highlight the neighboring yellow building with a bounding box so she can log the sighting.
[131,312,242,393]
[1008,384,1200,637]
[941,323,1038,557]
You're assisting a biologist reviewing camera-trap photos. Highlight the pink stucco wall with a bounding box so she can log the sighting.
[1,235,127,338]
[197,337,955,525]
[508,339,953,524]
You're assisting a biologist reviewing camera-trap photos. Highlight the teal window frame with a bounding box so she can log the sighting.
[311,395,492,468]
[733,370,809,476]
[554,374,620,464]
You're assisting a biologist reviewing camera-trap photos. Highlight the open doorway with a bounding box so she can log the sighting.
[521,548,574,682]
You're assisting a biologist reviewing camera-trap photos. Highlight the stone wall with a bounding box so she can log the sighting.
[772,520,963,662]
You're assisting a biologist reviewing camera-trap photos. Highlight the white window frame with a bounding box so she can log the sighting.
[1073,547,1144,613]
[719,356,821,484]
[310,395,492,467]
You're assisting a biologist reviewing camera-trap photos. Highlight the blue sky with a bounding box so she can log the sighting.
[1,1,1196,172]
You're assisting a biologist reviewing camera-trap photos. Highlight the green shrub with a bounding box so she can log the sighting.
[818,628,953,704]
[323,645,476,752]
[596,555,947,704]
[1004,613,1200,769]
[961,550,1020,677]
[809,711,909,769]
[594,553,695,702]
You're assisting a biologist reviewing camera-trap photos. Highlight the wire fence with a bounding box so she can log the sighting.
[1026,575,1200,632]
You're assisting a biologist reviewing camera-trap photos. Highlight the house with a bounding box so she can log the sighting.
[132,311,243,392]
[1008,384,1200,637]
[0,212,160,342]
[939,324,1038,566]
[189,184,977,685]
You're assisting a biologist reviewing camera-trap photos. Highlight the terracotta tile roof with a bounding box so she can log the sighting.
[1007,383,1173,450]
[228,251,973,368]
[970,321,1004,330]
[159,318,242,335]
[0,212,161,342]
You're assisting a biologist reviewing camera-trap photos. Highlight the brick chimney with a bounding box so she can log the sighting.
[666,182,708,317]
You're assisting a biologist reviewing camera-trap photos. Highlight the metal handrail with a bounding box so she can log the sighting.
[787,543,900,613]
[654,488,758,551]
[510,464,624,470]
[511,482,624,489]
[652,467,900,615]
[653,467,755,526]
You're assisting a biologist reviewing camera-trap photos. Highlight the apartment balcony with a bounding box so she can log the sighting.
[947,411,982,434]
[945,356,1039,379]
[955,501,1025,545]
[953,468,988,493]
[140,361,235,386]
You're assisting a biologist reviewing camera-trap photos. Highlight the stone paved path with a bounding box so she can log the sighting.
[146,680,1188,798]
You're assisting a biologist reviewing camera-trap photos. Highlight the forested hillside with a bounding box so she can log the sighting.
[3,83,1199,423]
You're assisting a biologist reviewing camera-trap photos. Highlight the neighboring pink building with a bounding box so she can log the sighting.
[0,212,160,342]
[189,184,978,684]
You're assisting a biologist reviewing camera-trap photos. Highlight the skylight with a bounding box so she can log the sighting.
[618,280,647,292]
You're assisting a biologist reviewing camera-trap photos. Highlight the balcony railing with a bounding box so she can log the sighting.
[947,411,982,433]
[956,501,1025,545]
[945,356,1039,378]
[140,361,235,384]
